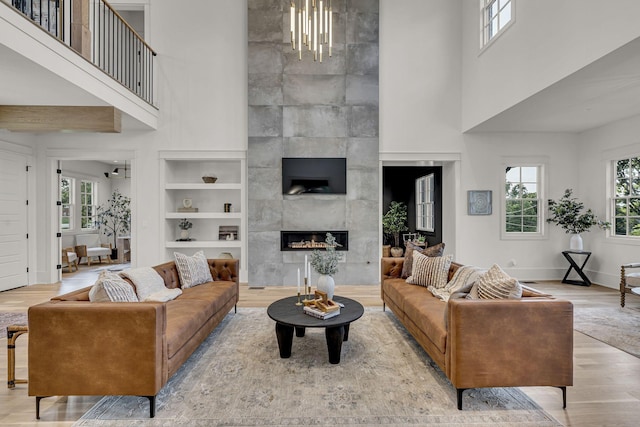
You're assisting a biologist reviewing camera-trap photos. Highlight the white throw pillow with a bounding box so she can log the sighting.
[144,288,183,302]
[89,271,138,302]
[120,267,167,301]
[475,264,522,300]
[406,252,452,289]
[174,250,213,289]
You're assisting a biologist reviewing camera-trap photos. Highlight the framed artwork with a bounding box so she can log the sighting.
[468,190,492,215]
[219,225,239,241]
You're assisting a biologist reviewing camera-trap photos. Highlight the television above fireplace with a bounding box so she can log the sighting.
[282,157,347,195]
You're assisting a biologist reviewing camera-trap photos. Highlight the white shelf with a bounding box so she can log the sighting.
[165,212,242,219]
[166,240,242,248]
[165,183,242,190]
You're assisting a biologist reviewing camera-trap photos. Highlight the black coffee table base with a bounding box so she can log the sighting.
[275,323,351,364]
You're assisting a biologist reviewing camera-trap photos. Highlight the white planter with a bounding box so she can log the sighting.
[180,230,190,240]
[569,233,583,251]
[317,274,335,300]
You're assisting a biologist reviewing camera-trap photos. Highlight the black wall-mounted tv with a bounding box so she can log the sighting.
[282,158,347,195]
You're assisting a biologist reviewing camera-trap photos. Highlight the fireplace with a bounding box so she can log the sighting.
[280,231,348,251]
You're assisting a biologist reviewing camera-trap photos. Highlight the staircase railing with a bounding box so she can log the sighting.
[8,0,157,106]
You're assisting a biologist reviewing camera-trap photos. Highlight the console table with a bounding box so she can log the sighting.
[561,250,592,286]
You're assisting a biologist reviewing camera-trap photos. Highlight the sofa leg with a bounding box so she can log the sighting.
[557,386,567,408]
[146,395,156,418]
[382,302,386,312]
[35,396,49,419]
[235,304,237,313]
[456,388,466,410]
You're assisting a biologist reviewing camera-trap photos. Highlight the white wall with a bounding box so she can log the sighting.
[577,113,640,289]
[461,0,640,131]
[32,0,248,283]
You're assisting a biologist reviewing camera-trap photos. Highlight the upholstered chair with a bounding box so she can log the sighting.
[61,247,78,273]
[75,234,112,266]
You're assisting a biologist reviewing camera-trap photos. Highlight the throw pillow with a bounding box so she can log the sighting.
[120,267,167,301]
[144,288,183,302]
[174,250,213,289]
[89,271,138,302]
[444,265,485,295]
[475,264,523,300]
[406,252,452,289]
[401,241,446,279]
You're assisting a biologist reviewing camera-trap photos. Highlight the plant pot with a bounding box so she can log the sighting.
[569,233,583,251]
[390,246,404,257]
[180,230,190,240]
[111,248,118,260]
[317,274,335,300]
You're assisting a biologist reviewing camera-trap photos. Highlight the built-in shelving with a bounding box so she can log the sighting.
[160,151,247,282]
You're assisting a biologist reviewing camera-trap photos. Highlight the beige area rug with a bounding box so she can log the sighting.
[0,312,28,332]
[573,304,640,358]
[75,308,559,426]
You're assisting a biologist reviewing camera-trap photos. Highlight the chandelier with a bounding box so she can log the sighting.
[290,0,333,62]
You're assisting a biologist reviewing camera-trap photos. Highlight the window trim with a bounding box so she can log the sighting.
[501,161,547,241]
[479,0,515,52]
[80,179,98,231]
[60,176,74,231]
[416,173,435,232]
[611,156,640,239]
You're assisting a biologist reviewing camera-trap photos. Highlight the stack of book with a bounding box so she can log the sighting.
[303,305,340,320]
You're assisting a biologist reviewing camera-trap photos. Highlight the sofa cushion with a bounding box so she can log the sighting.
[89,271,138,302]
[474,264,523,300]
[76,234,101,248]
[401,242,446,279]
[402,289,448,354]
[165,299,212,358]
[121,267,167,301]
[407,252,452,288]
[174,251,213,288]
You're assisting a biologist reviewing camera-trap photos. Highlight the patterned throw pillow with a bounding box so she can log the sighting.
[401,242,446,279]
[444,265,485,294]
[406,252,453,289]
[476,264,522,300]
[89,271,138,302]
[120,267,167,301]
[174,250,213,289]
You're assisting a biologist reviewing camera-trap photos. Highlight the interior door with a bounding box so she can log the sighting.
[0,151,29,291]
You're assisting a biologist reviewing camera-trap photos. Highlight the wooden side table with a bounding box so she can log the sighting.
[7,325,28,389]
[561,250,592,286]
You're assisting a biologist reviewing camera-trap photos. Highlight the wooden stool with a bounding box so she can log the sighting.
[7,324,28,389]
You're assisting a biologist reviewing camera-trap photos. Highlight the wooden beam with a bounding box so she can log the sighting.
[0,106,122,133]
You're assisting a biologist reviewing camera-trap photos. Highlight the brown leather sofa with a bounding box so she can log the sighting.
[381,257,574,410]
[28,258,239,419]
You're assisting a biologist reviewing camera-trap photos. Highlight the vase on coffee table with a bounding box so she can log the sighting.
[317,274,335,300]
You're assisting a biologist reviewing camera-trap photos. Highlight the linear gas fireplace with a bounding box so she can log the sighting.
[281,231,348,251]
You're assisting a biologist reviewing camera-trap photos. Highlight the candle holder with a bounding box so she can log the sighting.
[295,292,302,306]
[304,278,312,301]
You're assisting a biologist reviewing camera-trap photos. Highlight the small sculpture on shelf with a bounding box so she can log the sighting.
[178,218,193,241]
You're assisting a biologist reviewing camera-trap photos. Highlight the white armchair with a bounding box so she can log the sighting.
[75,234,112,266]
[61,247,78,273]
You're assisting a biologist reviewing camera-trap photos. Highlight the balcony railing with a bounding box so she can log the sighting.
[9,0,157,106]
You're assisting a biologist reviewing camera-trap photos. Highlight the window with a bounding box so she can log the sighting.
[60,177,74,230]
[416,174,434,232]
[613,157,640,237]
[505,166,540,233]
[80,180,98,230]
[480,0,513,48]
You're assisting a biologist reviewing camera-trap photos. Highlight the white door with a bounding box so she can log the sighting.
[0,151,28,291]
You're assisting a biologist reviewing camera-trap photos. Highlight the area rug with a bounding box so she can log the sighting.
[75,309,559,426]
[90,263,131,273]
[573,305,640,358]
[0,312,28,332]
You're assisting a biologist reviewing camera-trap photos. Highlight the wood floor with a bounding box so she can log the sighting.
[1,265,639,426]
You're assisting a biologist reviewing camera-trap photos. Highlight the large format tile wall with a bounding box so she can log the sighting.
[248,0,379,286]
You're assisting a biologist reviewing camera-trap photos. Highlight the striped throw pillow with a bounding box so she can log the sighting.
[406,252,452,288]
[89,271,138,302]
[174,250,213,289]
[476,264,522,299]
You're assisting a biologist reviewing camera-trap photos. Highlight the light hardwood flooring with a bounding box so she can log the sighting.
[1,265,639,426]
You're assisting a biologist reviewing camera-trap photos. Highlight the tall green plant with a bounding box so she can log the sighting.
[547,189,610,234]
[382,201,408,248]
[95,189,131,249]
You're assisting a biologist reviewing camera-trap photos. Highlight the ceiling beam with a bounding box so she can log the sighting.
[0,106,122,133]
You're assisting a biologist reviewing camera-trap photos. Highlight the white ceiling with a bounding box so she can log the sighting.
[467,37,640,133]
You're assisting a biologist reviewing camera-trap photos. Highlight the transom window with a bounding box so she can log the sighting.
[480,0,513,48]
[60,177,74,230]
[613,156,640,237]
[416,174,434,232]
[505,166,540,234]
[80,180,98,230]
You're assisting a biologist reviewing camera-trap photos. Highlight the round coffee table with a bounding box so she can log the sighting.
[267,295,364,364]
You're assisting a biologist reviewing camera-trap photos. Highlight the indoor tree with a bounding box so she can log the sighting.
[95,189,131,258]
[382,201,408,254]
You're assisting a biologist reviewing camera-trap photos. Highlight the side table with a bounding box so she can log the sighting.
[7,324,28,389]
[561,250,592,286]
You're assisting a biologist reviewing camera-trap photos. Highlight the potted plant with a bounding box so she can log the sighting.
[382,201,408,257]
[95,189,131,260]
[310,233,343,299]
[547,188,610,250]
[178,218,193,240]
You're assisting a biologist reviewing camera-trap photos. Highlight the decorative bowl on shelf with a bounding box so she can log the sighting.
[202,176,217,183]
